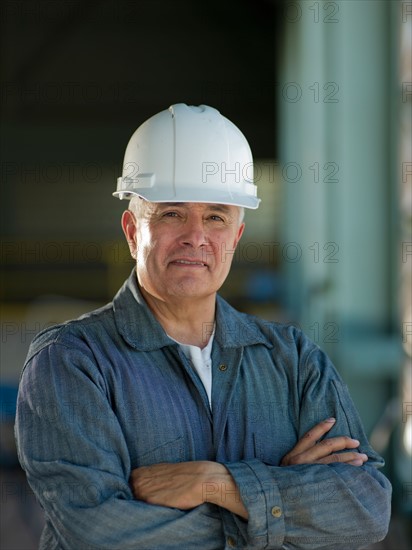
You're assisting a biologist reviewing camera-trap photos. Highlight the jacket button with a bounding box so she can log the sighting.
[218,364,227,372]
[227,536,236,547]
[271,506,282,518]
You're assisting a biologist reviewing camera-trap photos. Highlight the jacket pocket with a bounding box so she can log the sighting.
[252,431,297,466]
[137,435,185,466]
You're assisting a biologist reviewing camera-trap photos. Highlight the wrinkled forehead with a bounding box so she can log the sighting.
[144,200,240,217]
[153,202,237,213]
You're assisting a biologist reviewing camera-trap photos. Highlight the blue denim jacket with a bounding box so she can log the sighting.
[16,270,391,549]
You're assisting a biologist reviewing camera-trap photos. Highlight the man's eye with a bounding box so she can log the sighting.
[163,211,179,217]
[210,215,224,222]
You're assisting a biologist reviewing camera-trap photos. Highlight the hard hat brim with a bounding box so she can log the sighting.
[112,187,260,209]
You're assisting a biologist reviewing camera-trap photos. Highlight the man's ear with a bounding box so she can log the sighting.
[121,210,137,259]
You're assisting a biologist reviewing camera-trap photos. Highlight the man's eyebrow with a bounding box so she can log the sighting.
[204,204,232,214]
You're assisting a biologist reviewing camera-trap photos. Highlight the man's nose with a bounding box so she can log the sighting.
[180,217,208,248]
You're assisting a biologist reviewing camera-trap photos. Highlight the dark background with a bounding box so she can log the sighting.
[1,1,411,548]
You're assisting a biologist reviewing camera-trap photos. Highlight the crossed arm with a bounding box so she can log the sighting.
[130,417,368,519]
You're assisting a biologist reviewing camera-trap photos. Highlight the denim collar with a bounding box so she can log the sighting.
[113,269,272,351]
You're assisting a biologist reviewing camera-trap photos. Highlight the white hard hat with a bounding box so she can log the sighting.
[113,103,260,209]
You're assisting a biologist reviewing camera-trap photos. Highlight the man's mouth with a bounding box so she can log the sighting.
[171,259,207,267]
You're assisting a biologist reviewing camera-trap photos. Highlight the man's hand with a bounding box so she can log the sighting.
[130,461,248,519]
[281,418,368,467]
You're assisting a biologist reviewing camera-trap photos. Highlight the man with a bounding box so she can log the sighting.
[16,104,391,549]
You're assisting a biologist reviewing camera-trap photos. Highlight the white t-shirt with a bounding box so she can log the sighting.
[171,332,214,409]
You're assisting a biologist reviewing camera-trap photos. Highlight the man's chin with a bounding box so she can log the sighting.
[166,280,219,300]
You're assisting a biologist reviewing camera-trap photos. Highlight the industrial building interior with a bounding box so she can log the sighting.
[1,0,411,548]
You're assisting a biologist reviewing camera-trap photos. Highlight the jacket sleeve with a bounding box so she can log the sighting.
[15,341,225,550]
[224,341,392,550]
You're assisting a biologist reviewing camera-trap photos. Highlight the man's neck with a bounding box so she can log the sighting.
[139,286,216,349]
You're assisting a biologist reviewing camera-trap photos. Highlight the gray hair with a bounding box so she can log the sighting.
[128,196,148,219]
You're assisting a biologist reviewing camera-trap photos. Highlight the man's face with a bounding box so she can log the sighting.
[122,201,244,303]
